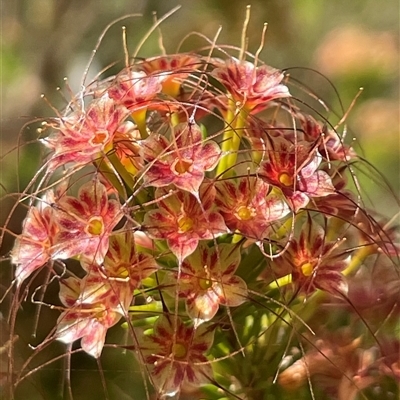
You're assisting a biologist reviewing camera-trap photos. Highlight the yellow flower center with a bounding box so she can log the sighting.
[93,305,107,323]
[86,216,104,236]
[199,277,213,290]
[177,215,194,232]
[114,264,130,279]
[300,262,314,277]
[279,172,293,187]
[173,158,193,175]
[172,342,188,359]
[235,205,254,221]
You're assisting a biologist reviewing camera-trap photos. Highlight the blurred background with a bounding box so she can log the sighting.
[1,0,399,399]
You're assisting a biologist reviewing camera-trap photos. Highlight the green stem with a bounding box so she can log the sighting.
[95,158,126,197]
[216,104,247,178]
[102,149,149,206]
[268,274,292,289]
[343,245,373,276]
[107,152,136,192]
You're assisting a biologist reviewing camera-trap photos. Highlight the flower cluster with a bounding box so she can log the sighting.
[6,19,399,400]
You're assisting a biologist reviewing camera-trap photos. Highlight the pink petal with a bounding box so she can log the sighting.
[316,271,348,296]
[288,192,310,212]
[186,290,220,322]
[81,322,108,358]
[78,181,108,214]
[13,240,49,285]
[168,236,199,263]
[217,276,248,306]
[56,313,93,344]
[59,277,81,307]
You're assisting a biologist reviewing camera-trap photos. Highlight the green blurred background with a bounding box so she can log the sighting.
[0,1,399,399]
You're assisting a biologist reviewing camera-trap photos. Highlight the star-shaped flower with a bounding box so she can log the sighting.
[215,176,289,240]
[56,231,157,358]
[141,315,214,396]
[108,70,162,110]
[139,54,201,97]
[258,137,335,212]
[80,230,158,290]
[55,273,129,358]
[143,184,228,263]
[299,114,356,162]
[274,220,349,295]
[140,122,221,194]
[169,243,247,324]
[11,203,59,286]
[211,58,290,113]
[43,94,128,171]
[55,180,123,264]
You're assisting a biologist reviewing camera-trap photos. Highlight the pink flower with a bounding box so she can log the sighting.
[258,137,335,212]
[141,315,214,396]
[170,243,247,324]
[143,184,228,263]
[141,122,221,194]
[80,231,158,289]
[299,114,356,161]
[57,230,158,359]
[55,180,123,264]
[278,330,369,395]
[56,274,129,358]
[313,191,358,219]
[274,220,349,295]
[43,94,128,171]
[215,176,289,240]
[211,58,290,113]
[108,70,162,111]
[11,204,59,286]
[139,54,201,97]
